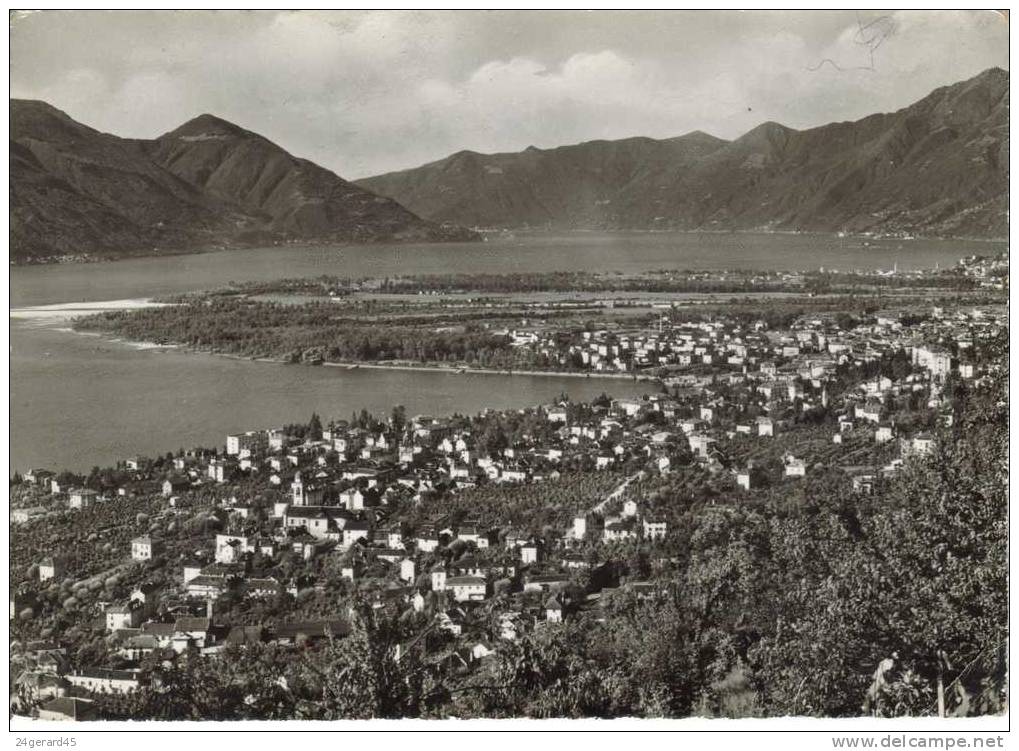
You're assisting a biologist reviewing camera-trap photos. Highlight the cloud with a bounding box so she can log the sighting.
[10,10,1008,178]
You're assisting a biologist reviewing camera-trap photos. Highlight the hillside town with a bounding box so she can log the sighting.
[9,293,1006,721]
[7,6,1011,734]
[493,255,1009,377]
[71,252,1008,383]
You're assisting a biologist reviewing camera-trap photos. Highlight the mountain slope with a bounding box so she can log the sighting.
[359,131,728,229]
[359,68,1008,238]
[10,100,236,260]
[9,102,475,262]
[145,114,472,244]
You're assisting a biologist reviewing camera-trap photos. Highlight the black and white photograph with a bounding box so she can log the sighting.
[7,7,1010,738]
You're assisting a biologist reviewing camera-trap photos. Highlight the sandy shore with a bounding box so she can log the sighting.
[9,298,170,321]
[15,297,660,383]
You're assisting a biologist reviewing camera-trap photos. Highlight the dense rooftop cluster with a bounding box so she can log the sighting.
[10,297,1007,720]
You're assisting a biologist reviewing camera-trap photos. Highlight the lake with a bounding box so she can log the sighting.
[10,232,1004,472]
[10,319,655,473]
[10,231,1003,307]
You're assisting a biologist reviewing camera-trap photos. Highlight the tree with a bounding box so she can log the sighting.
[748,374,1006,717]
[293,605,422,719]
[307,413,323,441]
[96,645,296,720]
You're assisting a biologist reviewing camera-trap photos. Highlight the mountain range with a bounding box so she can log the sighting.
[9,68,1008,262]
[10,102,475,262]
[359,67,1008,240]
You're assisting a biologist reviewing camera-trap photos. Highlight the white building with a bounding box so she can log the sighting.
[38,557,65,582]
[736,471,751,491]
[910,433,936,457]
[912,346,953,379]
[67,669,142,695]
[448,576,487,602]
[875,424,895,444]
[520,543,540,564]
[785,459,806,478]
[400,558,416,583]
[226,431,265,457]
[642,519,667,540]
[431,566,447,592]
[105,602,143,631]
[68,489,98,509]
[131,536,161,562]
[688,433,716,458]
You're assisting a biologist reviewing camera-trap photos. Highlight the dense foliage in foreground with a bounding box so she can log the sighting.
[91,352,1007,720]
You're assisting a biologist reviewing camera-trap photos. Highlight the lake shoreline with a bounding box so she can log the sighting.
[11,323,657,473]
[9,228,1009,268]
[14,304,662,384]
[11,232,1004,308]
[8,298,171,321]
[72,330,665,383]
[12,232,1000,473]
[320,360,661,382]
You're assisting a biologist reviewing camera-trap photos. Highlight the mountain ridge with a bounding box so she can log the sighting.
[9,69,1008,262]
[9,103,476,262]
[358,68,1008,239]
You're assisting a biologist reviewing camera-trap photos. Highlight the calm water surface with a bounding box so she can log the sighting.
[10,232,1003,307]
[10,320,653,473]
[10,233,1004,472]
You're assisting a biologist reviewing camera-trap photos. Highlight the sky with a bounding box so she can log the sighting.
[9,10,1009,179]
